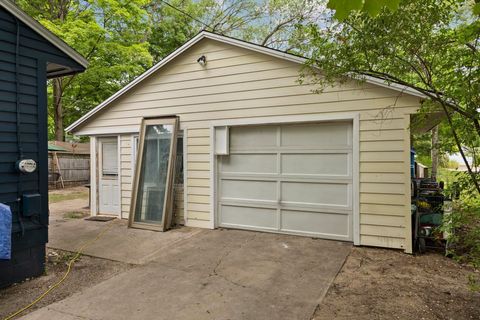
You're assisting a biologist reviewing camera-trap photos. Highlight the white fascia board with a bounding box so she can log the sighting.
[66,30,426,133]
[359,74,426,99]
[204,32,307,65]
[1,0,88,68]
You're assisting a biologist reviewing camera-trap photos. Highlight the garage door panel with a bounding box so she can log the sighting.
[279,203,351,214]
[281,182,350,207]
[281,209,350,239]
[220,153,277,174]
[230,126,277,149]
[280,122,351,147]
[221,179,277,201]
[217,122,353,241]
[281,153,350,176]
[220,174,351,184]
[219,205,276,229]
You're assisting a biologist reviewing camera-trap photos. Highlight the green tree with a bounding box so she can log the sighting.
[15,0,153,141]
[145,0,214,62]
[302,0,480,193]
[326,0,400,19]
[15,0,326,140]
[205,0,328,51]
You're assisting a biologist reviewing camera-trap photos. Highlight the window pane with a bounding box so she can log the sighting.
[133,124,173,224]
[133,134,182,183]
[102,141,118,176]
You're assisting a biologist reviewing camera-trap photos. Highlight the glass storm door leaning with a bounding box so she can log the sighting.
[129,117,179,231]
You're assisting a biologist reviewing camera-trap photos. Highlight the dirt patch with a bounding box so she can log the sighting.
[49,187,89,219]
[0,249,132,319]
[313,247,480,320]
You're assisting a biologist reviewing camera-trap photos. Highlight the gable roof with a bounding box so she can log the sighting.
[1,0,88,74]
[66,30,425,133]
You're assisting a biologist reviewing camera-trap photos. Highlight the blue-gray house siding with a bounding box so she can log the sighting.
[0,5,85,287]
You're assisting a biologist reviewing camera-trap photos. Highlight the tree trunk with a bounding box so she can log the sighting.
[431,125,439,180]
[53,78,64,141]
[51,2,68,142]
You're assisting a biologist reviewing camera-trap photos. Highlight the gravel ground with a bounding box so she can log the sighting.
[313,247,480,320]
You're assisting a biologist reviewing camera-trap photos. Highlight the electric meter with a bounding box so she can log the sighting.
[16,159,37,174]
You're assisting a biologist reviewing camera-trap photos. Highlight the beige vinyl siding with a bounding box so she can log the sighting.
[118,134,185,224]
[186,128,211,224]
[120,135,132,219]
[79,39,420,250]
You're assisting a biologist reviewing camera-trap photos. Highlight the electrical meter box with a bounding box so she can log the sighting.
[22,193,41,217]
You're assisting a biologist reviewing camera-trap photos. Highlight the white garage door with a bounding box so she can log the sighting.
[217,122,353,241]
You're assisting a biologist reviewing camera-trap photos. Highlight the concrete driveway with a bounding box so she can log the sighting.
[48,218,204,265]
[23,228,351,320]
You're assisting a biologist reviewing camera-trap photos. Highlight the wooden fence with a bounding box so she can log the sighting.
[48,152,90,188]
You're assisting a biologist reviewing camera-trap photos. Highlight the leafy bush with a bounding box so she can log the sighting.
[441,171,480,291]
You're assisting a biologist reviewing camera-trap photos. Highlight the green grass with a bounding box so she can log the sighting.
[49,191,88,203]
[63,211,88,219]
[437,168,458,189]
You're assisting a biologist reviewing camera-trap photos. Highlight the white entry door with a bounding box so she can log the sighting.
[98,137,120,215]
[217,122,353,241]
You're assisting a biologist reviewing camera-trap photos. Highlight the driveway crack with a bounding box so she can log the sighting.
[210,233,258,288]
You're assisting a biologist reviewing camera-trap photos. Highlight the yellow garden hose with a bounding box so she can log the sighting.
[3,219,117,320]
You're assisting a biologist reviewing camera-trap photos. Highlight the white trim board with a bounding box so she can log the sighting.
[77,126,141,136]
[209,126,216,229]
[210,112,361,245]
[0,0,88,69]
[89,137,97,216]
[117,135,122,219]
[352,114,360,245]
[183,128,189,227]
[66,31,426,134]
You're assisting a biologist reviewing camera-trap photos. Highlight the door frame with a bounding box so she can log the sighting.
[208,112,360,245]
[128,117,179,231]
[95,135,121,217]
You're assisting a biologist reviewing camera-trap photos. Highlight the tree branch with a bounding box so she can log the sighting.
[466,42,478,53]
[355,69,479,123]
[261,17,295,46]
[438,97,480,194]
[60,33,103,97]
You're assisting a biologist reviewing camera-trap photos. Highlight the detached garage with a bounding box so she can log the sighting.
[66,31,424,253]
